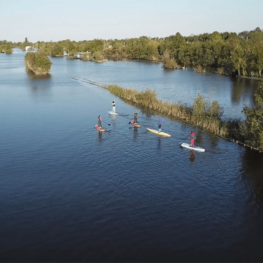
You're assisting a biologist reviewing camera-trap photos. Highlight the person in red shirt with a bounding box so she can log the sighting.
[188,131,196,147]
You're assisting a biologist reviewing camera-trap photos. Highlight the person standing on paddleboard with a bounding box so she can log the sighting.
[134,112,138,123]
[188,131,196,147]
[112,101,116,113]
[98,115,102,128]
[158,116,162,132]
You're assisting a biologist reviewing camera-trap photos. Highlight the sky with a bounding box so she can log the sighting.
[1,0,263,42]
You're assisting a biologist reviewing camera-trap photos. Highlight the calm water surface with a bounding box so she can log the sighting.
[1,49,263,261]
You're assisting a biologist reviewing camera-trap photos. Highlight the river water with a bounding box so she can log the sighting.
[1,49,263,261]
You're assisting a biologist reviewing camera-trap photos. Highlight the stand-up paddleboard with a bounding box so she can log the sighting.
[108,110,118,115]
[95,125,105,133]
[147,128,171,137]
[130,120,140,128]
[180,143,205,152]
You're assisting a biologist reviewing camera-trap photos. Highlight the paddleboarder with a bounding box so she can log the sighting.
[98,115,102,128]
[188,131,196,147]
[134,112,138,123]
[112,101,116,113]
[158,116,162,132]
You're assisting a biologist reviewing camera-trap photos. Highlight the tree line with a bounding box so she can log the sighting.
[0,40,13,54]
[12,27,263,76]
[3,27,262,76]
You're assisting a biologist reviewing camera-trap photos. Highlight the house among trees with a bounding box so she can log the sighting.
[25,46,32,51]
[73,51,91,59]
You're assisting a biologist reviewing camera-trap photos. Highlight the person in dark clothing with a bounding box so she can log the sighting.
[158,116,162,132]
[98,115,102,128]
[112,101,116,113]
[134,112,138,123]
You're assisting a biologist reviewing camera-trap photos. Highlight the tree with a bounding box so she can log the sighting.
[193,94,206,120]
[51,43,63,56]
[228,39,246,76]
[240,82,263,149]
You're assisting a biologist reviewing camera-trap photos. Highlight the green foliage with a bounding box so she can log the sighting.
[84,39,103,53]
[93,51,104,61]
[25,52,52,74]
[0,41,13,54]
[51,43,63,57]
[6,26,263,76]
[162,50,179,69]
[193,94,206,118]
[207,101,223,118]
[241,82,263,149]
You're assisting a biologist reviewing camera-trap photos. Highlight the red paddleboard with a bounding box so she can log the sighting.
[95,125,105,133]
[130,120,140,128]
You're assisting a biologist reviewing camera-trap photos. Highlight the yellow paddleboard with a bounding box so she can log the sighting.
[147,128,171,137]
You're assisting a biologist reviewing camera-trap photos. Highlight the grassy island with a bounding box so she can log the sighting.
[25,52,52,74]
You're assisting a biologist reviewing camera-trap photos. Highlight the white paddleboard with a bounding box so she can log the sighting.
[180,143,205,152]
[108,111,118,115]
[147,128,171,137]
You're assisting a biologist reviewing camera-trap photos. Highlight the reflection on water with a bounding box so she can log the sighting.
[242,149,263,204]
[133,127,138,141]
[98,131,103,142]
[189,150,195,162]
[231,77,259,107]
[27,71,51,80]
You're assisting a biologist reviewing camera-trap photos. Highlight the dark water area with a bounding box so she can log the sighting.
[1,49,263,262]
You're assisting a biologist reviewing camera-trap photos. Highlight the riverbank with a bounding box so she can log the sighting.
[236,75,263,81]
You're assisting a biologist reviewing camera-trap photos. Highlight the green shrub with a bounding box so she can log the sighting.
[25,52,52,74]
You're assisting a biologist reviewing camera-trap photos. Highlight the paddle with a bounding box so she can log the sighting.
[179,136,189,146]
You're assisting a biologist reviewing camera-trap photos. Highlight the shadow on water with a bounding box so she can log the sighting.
[206,133,220,148]
[195,132,204,146]
[157,137,162,151]
[241,149,263,204]
[98,132,103,142]
[133,127,138,141]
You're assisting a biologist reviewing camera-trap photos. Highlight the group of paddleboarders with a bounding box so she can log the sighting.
[97,101,196,146]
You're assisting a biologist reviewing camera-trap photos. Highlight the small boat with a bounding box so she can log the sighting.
[180,143,205,152]
[146,128,171,137]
